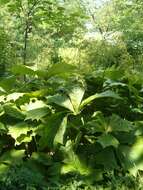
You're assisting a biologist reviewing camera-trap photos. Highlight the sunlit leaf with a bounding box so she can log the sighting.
[46,94,74,113]
[8,122,34,144]
[68,86,85,114]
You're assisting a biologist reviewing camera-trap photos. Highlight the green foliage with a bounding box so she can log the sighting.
[0,0,143,189]
[0,64,142,189]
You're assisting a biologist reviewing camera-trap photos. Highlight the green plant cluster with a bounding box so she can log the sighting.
[0,64,143,189]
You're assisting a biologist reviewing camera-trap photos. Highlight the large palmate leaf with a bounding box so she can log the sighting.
[37,112,67,149]
[80,90,122,109]
[46,94,74,113]
[97,134,119,148]
[25,107,50,121]
[68,86,85,114]
[87,114,133,134]
[47,86,85,115]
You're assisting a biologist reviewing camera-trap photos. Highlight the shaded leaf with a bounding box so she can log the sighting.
[80,90,121,109]
[37,112,67,149]
[54,116,67,145]
[97,134,119,148]
[95,147,118,170]
[3,104,25,120]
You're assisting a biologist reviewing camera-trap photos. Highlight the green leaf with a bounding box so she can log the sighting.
[97,134,119,148]
[0,122,7,134]
[7,92,25,102]
[47,86,85,115]
[108,114,133,132]
[11,65,35,76]
[119,137,143,176]
[54,116,67,145]
[80,90,121,109]
[36,63,76,79]
[86,117,106,133]
[37,112,67,149]
[25,107,50,121]
[87,114,132,134]
[21,98,47,111]
[8,122,34,144]
[0,76,16,91]
[61,141,91,175]
[0,149,25,165]
[95,147,118,170]
[3,104,25,120]
[68,86,85,114]
[46,63,76,78]
[30,152,53,166]
[46,94,74,113]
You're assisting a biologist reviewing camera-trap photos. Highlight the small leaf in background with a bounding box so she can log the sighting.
[11,65,35,76]
[97,134,119,148]
[108,114,133,132]
[36,63,76,79]
[46,63,76,78]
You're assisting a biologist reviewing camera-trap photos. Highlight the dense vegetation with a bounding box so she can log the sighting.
[0,0,143,189]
